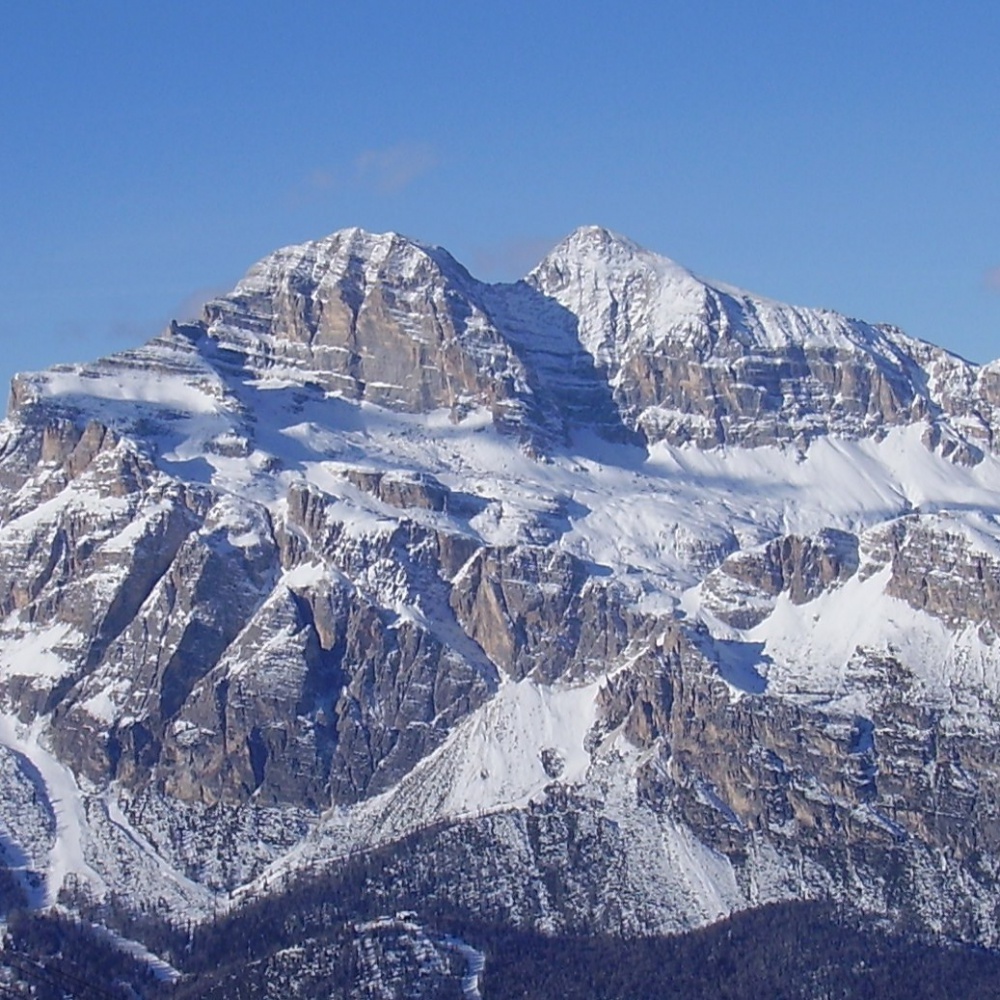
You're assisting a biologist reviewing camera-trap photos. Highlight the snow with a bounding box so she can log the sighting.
[530,225,948,364]
[1,486,132,538]
[97,499,173,553]
[0,712,219,923]
[77,679,130,724]
[0,743,54,908]
[335,677,603,838]
[658,816,743,921]
[100,794,215,903]
[42,367,222,415]
[441,935,485,999]
[0,714,106,906]
[0,623,82,684]
[441,678,600,810]
[34,327,989,607]
[280,560,331,589]
[78,915,182,983]
[11,316,1000,733]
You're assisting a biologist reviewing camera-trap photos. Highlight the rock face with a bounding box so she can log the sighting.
[3,225,1000,963]
[205,230,532,420]
[703,529,861,628]
[529,226,999,452]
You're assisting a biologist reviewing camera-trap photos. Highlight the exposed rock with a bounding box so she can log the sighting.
[868,515,1000,630]
[703,529,860,627]
[450,545,633,682]
[341,468,450,512]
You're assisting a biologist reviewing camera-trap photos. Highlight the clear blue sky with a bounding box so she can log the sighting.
[2,1,998,395]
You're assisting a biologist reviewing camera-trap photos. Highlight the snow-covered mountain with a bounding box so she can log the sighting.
[3,226,1000,985]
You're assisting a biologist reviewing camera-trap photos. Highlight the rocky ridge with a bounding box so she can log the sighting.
[1,227,1000,970]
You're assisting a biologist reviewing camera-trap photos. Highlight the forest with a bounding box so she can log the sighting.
[4,864,1000,999]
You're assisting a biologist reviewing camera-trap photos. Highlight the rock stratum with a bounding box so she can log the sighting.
[3,226,1000,986]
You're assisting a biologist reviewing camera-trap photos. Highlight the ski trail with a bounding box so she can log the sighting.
[0,714,105,906]
[102,794,218,904]
[443,936,486,999]
[81,915,182,983]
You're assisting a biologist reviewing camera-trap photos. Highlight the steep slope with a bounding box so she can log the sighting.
[530,226,1000,456]
[1,227,1000,979]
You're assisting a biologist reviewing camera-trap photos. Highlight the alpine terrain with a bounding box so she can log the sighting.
[3,225,1000,995]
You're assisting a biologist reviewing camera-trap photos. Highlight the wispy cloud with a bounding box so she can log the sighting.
[305,168,336,192]
[48,316,147,349]
[47,317,152,356]
[355,142,438,195]
[284,144,436,208]
[286,167,338,209]
[109,319,156,344]
[985,266,1000,292]
[470,236,556,281]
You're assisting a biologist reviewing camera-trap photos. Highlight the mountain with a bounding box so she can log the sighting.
[3,225,1000,992]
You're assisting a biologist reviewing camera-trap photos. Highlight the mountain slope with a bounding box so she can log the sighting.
[2,227,1000,983]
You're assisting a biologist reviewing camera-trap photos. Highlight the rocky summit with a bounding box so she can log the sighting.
[3,226,1000,992]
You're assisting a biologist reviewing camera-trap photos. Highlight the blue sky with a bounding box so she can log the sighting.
[2,1,998,393]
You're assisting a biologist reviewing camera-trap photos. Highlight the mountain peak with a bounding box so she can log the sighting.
[554,224,647,255]
[14,223,987,459]
[229,227,471,299]
[538,225,694,280]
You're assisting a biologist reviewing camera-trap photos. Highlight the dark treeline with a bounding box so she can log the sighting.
[5,834,1000,1000]
[1,908,159,998]
[9,897,1000,999]
[475,901,1000,1000]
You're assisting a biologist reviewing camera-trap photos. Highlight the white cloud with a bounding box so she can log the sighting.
[285,167,338,209]
[355,142,437,194]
